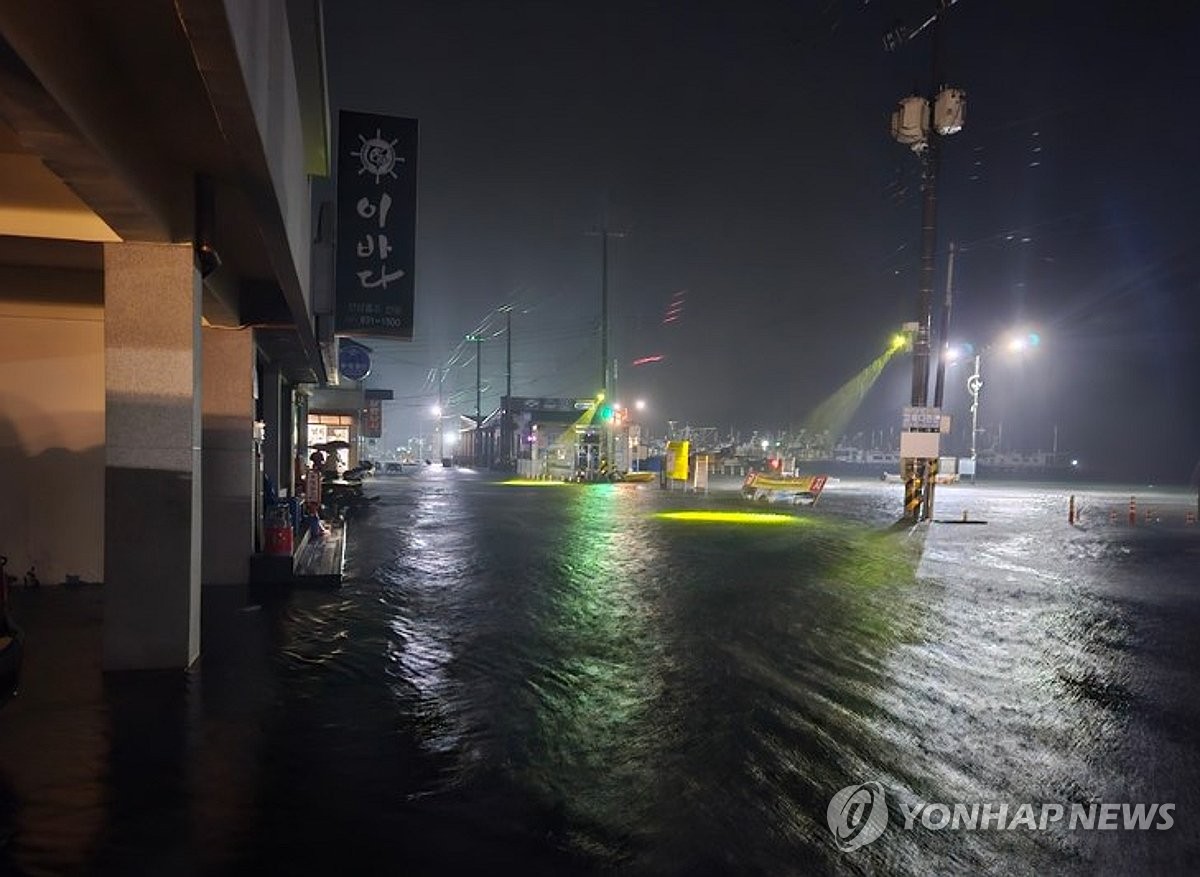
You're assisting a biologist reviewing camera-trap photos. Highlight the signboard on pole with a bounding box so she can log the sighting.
[360,388,391,439]
[362,397,382,438]
[335,110,418,338]
[902,406,943,431]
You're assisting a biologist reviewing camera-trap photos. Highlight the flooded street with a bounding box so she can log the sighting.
[1,471,1198,874]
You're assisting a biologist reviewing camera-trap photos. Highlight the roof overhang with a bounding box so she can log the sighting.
[0,1,330,384]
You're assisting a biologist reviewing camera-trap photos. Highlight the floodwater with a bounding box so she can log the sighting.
[0,471,1198,874]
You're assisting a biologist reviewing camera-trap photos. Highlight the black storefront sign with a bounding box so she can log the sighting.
[362,397,383,438]
[335,110,418,338]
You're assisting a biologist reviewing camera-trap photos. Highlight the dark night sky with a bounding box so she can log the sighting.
[323,1,1200,481]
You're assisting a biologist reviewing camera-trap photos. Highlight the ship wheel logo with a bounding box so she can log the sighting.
[352,129,404,183]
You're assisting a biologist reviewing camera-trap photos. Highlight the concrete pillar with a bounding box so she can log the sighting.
[201,326,255,585]
[103,242,201,670]
[261,363,283,492]
[281,382,295,494]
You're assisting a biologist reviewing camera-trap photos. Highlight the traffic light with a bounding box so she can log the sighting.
[599,404,614,422]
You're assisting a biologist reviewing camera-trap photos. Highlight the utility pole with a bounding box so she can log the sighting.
[887,1,965,522]
[927,241,956,519]
[587,224,626,475]
[587,224,626,396]
[601,229,609,396]
[437,370,445,462]
[503,306,513,470]
[932,241,955,410]
[465,333,483,466]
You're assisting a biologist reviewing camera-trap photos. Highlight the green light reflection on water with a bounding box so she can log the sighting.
[518,484,667,853]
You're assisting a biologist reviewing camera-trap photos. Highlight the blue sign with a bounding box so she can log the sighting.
[338,343,371,381]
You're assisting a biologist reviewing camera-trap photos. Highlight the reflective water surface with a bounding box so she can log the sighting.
[1,472,1197,874]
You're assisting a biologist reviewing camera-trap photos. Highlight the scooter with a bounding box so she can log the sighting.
[320,471,379,518]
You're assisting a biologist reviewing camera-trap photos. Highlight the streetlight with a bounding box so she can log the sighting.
[465,333,484,466]
[949,330,1040,482]
[431,404,443,461]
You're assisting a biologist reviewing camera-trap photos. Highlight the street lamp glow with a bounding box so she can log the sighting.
[1007,331,1041,353]
[431,404,442,416]
[634,399,646,411]
[761,439,770,452]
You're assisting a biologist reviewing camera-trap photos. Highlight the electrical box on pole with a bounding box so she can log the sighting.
[934,88,966,135]
[890,96,930,150]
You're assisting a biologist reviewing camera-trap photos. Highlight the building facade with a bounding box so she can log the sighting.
[0,0,333,670]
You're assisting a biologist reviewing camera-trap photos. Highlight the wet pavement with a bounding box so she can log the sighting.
[0,470,1198,874]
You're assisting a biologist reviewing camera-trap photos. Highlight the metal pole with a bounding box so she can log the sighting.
[932,241,955,409]
[504,307,512,469]
[926,240,956,521]
[609,356,618,470]
[475,337,482,419]
[902,10,944,522]
[474,336,482,465]
[912,140,939,410]
[601,229,609,397]
[437,371,444,461]
[911,10,944,410]
[969,353,981,483]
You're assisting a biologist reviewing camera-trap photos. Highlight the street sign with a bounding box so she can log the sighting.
[902,406,942,430]
[338,342,371,381]
[900,431,941,459]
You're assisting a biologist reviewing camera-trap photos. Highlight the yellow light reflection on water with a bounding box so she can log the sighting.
[655,510,808,525]
[499,479,573,486]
